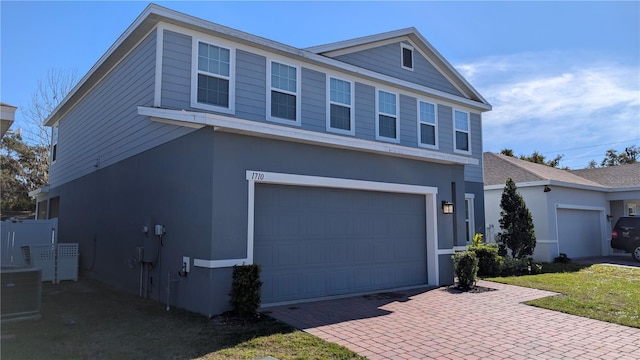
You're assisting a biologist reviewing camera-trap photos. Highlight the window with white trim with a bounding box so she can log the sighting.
[453,109,470,153]
[418,100,437,148]
[268,61,300,124]
[192,40,234,113]
[327,77,354,134]
[465,194,475,244]
[376,90,399,141]
[401,43,414,70]
[51,125,59,162]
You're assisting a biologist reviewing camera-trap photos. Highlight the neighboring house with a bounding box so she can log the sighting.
[484,152,640,262]
[1,102,17,138]
[31,4,491,316]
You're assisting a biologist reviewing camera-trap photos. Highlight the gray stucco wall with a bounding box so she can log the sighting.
[52,127,216,315]
[53,127,469,316]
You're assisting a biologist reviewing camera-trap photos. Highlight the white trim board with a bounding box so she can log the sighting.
[193,170,445,287]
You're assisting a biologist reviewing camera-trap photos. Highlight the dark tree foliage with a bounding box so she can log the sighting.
[500,149,565,168]
[1,133,49,211]
[497,178,536,259]
[599,145,638,167]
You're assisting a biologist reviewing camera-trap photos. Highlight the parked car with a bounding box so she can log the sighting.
[611,217,640,262]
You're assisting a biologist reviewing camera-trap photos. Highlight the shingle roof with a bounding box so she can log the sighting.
[483,152,604,187]
[570,163,640,188]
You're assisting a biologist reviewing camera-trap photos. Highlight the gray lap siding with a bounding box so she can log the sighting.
[333,41,464,97]
[49,29,195,188]
[158,29,483,183]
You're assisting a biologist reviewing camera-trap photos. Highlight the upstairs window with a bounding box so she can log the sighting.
[192,40,234,113]
[454,109,470,153]
[268,61,300,124]
[418,100,437,148]
[376,90,399,142]
[327,77,354,134]
[51,125,59,162]
[401,43,414,70]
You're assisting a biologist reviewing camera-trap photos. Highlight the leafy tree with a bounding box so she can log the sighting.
[501,149,564,168]
[497,178,536,259]
[500,148,514,157]
[1,133,49,211]
[599,145,638,167]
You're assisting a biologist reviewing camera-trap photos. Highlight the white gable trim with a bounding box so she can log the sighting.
[138,106,479,166]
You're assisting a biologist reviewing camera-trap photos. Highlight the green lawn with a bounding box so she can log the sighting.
[1,279,365,360]
[488,264,640,328]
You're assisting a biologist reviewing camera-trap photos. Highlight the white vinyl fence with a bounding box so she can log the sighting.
[2,219,78,283]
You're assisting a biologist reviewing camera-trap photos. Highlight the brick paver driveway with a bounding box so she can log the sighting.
[266,280,640,359]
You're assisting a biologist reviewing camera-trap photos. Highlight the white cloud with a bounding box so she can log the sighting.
[457,52,640,168]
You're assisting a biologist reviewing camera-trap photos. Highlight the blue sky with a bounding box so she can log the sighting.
[1,1,638,169]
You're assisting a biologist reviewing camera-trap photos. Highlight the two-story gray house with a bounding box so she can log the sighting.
[32,4,491,316]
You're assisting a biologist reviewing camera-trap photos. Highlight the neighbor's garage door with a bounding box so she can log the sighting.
[254,184,427,304]
[557,209,602,258]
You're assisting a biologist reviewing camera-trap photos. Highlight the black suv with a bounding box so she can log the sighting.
[611,217,640,262]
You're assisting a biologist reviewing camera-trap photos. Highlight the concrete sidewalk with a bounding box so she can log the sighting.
[266,280,640,359]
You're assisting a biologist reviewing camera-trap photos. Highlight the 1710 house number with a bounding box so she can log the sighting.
[251,172,265,180]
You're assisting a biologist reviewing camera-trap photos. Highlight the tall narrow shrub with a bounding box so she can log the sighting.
[498,178,536,259]
[452,251,478,291]
[229,264,263,316]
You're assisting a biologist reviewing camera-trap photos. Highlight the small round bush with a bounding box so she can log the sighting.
[469,243,503,277]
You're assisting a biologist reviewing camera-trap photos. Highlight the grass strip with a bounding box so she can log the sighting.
[488,264,640,328]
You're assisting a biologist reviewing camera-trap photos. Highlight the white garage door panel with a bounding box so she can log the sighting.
[255,184,427,304]
[558,209,602,258]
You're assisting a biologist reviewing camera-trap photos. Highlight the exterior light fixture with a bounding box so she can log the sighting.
[442,201,454,214]
[543,185,551,193]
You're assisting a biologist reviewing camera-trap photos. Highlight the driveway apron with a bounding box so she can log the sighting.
[266,280,640,359]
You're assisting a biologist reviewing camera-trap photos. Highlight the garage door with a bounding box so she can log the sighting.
[557,209,602,258]
[254,184,427,304]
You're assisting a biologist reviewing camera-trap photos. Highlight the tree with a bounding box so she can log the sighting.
[497,178,536,259]
[0,68,78,213]
[21,68,78,149]
[1,133,49,211]
[501,149,564,168]
[500,148,514,157]
[599,145,638,167]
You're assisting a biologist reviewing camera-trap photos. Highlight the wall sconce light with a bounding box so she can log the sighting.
[543,185,551,193]
[607,215,613,222]
[442,201,454,214]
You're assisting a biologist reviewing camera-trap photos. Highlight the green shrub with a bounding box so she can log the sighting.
[229,264,263,316]
[500,256,542,276]
[469,243,503,277]
[553,253,571,264]
[471,233,484,247]
[452,251,478,291]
